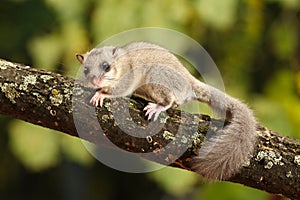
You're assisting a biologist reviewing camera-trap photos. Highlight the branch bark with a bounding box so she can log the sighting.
[0,59,299,199]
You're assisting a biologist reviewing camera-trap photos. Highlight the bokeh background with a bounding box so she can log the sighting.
[0,0,299,199]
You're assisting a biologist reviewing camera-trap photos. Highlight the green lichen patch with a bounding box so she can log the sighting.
[128,101,135,108]
[163,131,175,141]
[0,82,20,104]
[180,135,188,144]
[40,75,54,83]
[264,161,274,169]
[50,93,63,107]
[32,92,46,104]
[159,115,169,123]
[0,64,7,70]
[63,86,72,99]
[104,101,111,112]
[72,86,84,96]
[19,75,37,90]
[255,150,284,169]
[191,132,204,145]
[0,60,17,69]
[294,155,300,165]
[286,171,293,178]
[101,114,111,122]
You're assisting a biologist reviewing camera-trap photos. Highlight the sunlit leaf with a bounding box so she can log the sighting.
[270,21,298,60]
[60,135,94,166]
[263,70,300,138]
[28,33,63,71]
[194,0,239,29]
[9,121,60,171]
[148,167,198,196]
[198,182,268,200]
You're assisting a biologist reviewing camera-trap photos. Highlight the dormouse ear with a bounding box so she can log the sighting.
[112,47,125,57]
[112,47,119,56]
[75,53,85,64]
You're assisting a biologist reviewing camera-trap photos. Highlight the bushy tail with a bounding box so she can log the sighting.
[191,81,257,180]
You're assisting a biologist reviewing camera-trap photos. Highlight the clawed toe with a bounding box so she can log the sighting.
[143,103,170,121]
[90,92,105,107]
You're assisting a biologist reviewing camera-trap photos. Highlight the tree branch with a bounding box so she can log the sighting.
[0,59,299,199]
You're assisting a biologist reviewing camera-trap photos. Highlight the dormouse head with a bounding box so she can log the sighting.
[76,46,124,89]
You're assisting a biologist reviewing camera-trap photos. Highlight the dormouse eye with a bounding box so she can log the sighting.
[102,61,111,72]
[83,66,90,76]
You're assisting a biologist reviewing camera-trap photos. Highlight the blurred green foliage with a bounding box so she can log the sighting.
[0,0,299,199]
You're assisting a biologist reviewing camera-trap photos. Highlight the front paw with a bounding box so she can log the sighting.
[143,103,170,121]
[90,92,105,107]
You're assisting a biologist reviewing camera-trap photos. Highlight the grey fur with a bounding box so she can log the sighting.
[76,42,257,180]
